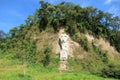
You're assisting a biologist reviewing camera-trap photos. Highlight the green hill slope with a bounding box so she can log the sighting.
[0,1,120,80]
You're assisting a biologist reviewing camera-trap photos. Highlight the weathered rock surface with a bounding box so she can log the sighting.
[59,33,69,61]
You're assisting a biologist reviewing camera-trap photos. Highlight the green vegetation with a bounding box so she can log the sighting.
[0,1,120,79]
[37,1,120,52]
[101,64,120,79]
[92,43,108,63]
[0,55,116,80]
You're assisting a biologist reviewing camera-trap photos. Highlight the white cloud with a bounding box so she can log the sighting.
[48,0,58,4]
[104,0,120,16]
[77,0,92,7]
[108,6,120,16]
[104,0,112,4]
[81,3,89,7]
[104,0,120,4]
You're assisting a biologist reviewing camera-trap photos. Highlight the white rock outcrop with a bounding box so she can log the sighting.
[59,34,69,61]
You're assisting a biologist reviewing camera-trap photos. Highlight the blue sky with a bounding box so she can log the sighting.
[0,0,120,33]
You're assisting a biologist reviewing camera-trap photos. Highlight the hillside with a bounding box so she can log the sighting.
[0,1,120,80]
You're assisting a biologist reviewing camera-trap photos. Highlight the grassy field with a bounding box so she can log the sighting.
[0,55,117,80]
[0,68,116,80]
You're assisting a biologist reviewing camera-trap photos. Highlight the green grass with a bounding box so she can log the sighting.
[0,70,116,80]
[0,55,117,80]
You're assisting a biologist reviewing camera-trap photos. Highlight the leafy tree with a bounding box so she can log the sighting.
[9,27,18,37]
[111,16,120,32]
[0,30,6,41]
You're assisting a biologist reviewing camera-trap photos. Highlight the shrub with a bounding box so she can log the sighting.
[42,46,52,67]
[79,36,91,52]
[72,34,91,52]
[101,64,120,79]
[92,44,108,63]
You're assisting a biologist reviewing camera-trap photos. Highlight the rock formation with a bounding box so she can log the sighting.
[59,33,69,61]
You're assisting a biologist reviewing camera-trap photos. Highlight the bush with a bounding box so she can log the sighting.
[72,34,91,52]
[42,46,52,67]
[92,43,108,63]
[79,36,91,52]
[101,64,120,79]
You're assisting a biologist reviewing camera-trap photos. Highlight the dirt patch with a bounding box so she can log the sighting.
[59,61,68,71]
[85,34,120,59]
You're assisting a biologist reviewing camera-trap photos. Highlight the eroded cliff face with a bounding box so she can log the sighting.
[58,33,68,71]
[85,34,120,59]
[36,29,120,71]
[59,33,69,61]
[58,29,80,71]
